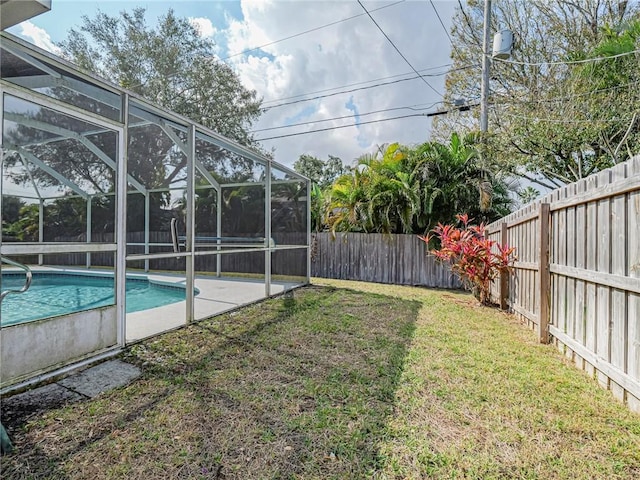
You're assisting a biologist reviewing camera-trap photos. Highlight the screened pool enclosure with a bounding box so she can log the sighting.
[0,33,310,390]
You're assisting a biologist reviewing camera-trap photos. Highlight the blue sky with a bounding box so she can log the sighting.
[10,1,244,42]
[7,0,245,57]
[8,0,459,168]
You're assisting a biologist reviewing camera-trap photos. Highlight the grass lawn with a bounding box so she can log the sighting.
[1,280,639,479]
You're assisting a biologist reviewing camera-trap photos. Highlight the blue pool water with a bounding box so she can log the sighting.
[1,272,192,326]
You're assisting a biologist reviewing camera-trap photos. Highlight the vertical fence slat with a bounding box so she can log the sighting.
[596,168,613,388]
[500,223,509,309]
[566,184,577,353]
[575,180,587,368]
[510,223,517,311]
[556,195,567,342]
[539,203,551,343]
[627,157,640,411]
[610,164,629,402]
[527,218,532,318]
[531,210,536,320]
[585,176,598,377]
[550,194,558,343]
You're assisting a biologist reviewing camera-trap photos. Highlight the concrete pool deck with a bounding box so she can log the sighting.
[127,273,302,341]
[1,266,304,342]
[1,359,142,454]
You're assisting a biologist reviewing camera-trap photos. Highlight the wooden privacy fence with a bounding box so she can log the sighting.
[487,157,640,413]
[35,232,308,277]
[311,232,461,289]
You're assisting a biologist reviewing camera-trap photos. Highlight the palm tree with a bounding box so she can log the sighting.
[321,134,514,235]
[410,132,509,232]
[517,186,540,206]
[360,144,420,234]
[325,167,372,235]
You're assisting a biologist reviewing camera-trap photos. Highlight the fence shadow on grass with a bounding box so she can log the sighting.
[1,285,420,479]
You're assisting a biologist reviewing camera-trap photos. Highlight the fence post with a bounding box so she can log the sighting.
[538,203,551,343]
[500,222,509,310]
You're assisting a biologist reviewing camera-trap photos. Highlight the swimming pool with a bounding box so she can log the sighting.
[1,271,194,326]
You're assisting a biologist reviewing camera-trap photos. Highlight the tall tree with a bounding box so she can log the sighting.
[344,143,419,234]
[433,0,639,189]
[60,8,262,147]
[2,8,266,238]
[293,154,349,189]
[293,155,324,186]
[326,166,372,234]
[572,19,640,163]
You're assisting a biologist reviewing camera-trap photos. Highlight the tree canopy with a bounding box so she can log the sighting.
[434,0,640,189]
[2,8,266,228]
[321,135,513,235]
[293,154,350,189]
[59,7,262,147]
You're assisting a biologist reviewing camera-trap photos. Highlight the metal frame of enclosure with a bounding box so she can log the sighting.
[0,32,310,390]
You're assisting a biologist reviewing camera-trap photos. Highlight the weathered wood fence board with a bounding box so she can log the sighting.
[629,163,640,413]
[488,156,640,414]
[311,232,461,289]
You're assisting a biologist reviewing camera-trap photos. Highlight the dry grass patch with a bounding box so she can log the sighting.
[2,280,639,479]
[316,279,640,480]
[1,285,419,479]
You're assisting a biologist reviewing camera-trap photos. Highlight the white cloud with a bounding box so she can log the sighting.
[6,1,458,171]
[18,21,61,55]
[216,0,457,169]
[189,17,217,38]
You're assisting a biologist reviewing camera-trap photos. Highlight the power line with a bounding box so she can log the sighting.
[262,65,476,111]
[220,0,406,62]
[252,101,444,132]
[492,105,636,124]
[357,0,441,97]
[263,73,445,111]
[429,0,460,57]
[257,114,426,140]
[255,104,477,141]
[492,48,640,66]
[494,79,640,105]
[262,62,467,105]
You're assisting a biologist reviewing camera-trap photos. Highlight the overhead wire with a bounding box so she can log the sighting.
[255,104,478,141]
[493,107,636,124]
[429,0,461,57]
[261,62,470,105]
[492,79,640,105]
[220,0,406,61]
[257,114,427,140]
[252,100,445,132]
[263,77,418,110]
[357,0,441,97]
[491,48,640,66]
[262,65,472,111]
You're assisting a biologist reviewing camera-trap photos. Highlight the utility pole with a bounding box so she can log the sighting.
[480,0,492,133]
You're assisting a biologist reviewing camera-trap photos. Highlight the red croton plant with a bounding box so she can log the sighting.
[419,214,516,305]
